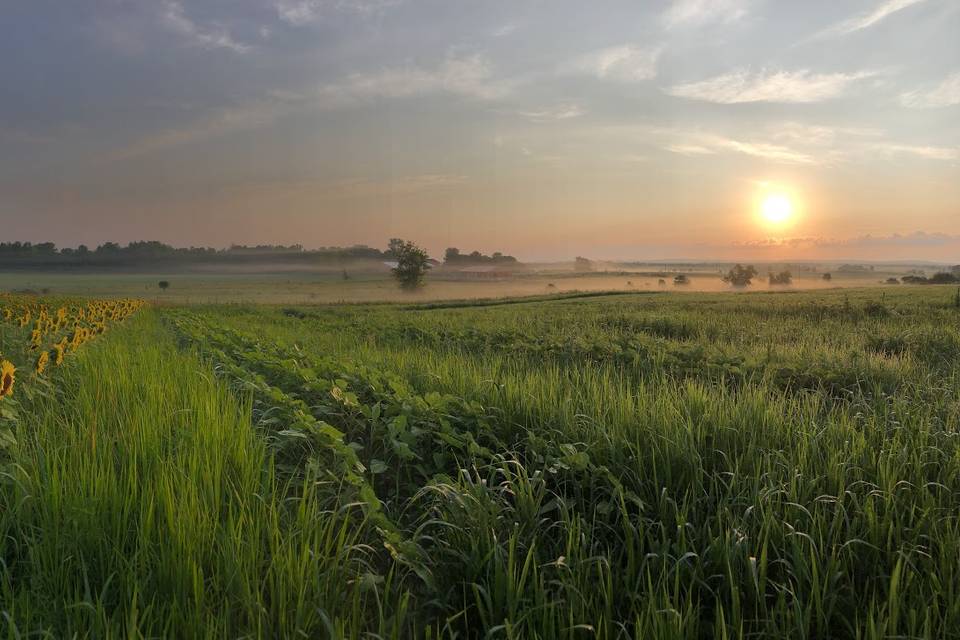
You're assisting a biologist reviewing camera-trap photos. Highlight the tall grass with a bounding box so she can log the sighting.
[165,287,960,638]
[0,311,387,638]
[3,287,960,637]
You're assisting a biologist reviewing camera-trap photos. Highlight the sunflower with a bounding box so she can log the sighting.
[35,350,49,375]
[0,360,15,398]
[53,344,65,366]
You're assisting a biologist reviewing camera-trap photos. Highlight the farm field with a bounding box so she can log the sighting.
[0,266,906,305]
[2,286,960,637]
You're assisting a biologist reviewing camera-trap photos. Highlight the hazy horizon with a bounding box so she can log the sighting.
[2,0,958,262]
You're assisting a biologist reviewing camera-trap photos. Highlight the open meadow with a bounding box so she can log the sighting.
[0,265,913,305]
[2,285,960,638]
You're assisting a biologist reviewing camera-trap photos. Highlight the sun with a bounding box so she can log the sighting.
[761,194,793,226]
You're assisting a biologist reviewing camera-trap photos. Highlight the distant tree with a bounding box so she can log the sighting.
[722,264,758,287]
[444,247,461,263]
[673,274,690,285]
[574,256,594,273]
[158,280,170,291]
[886,277,900,284]
[768,270,792,286]
[390,240,431,290]
[822,272,832,281]
[930,272,959,284]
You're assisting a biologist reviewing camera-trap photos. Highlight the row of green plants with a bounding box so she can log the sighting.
[164,287,960,637]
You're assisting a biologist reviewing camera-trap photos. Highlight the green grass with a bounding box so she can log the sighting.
[3,286,960,637]
[0,311,389,638]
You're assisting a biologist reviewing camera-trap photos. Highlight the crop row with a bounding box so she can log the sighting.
[166,307,960,637]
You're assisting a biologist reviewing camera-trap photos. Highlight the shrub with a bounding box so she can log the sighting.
[768,270,792,286]
[722,264,758,287]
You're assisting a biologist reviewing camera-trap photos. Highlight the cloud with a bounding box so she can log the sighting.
[318,54,510,103]
[901,72,960,108]
[664,132,817,164]
[161,1,249,52]
[770,122,884,145]
[823,0,927,36]
[664,144,717,156]
[106,97,299,161]
[662,0,749,28]
[570,45,661,82]
[666,68,881,104]
[872,143,959,161]
[107,53,511,160]
[273,0,400,26]
[737,232,960,250]
[517,104,584,122]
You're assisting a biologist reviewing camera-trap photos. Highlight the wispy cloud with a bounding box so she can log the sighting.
[770,122,884,145]
[318,54,511,103]
[106,96,298,161]
[273,0,400,26]
[736,231,960,250]
[570,45,661,82]
[665,144,717,156]
[819,0,927,37]
[901,72,960,108]
[664,132,817,164]
[107,53,511,160]
[662,0,749,28]
[872,143,959,161]
[666,68,882,104]
[517,104,584,122]
[161,1,249,52]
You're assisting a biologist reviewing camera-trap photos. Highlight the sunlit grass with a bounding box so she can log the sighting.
[2,286,960,637]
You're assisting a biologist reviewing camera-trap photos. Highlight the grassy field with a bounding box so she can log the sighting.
[2,286,960,637]
[0,266,904,304]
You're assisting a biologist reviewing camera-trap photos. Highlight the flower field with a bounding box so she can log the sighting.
[1,287,960,637]
[0,295,143,410]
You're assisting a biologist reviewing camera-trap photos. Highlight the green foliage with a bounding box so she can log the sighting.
[768,269,792,285]
[389,239,431,291]
[722,263,758,286]
[6,286,960,637]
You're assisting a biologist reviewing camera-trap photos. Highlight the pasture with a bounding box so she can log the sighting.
[1,286,959,638]
[0,264,904,305]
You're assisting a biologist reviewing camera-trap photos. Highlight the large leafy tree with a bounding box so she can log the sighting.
[722,264,758,287]
[390,240,431,290]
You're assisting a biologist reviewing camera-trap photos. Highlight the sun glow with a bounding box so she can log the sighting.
[761,194,793,225]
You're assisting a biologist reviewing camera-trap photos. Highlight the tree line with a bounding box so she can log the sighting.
[0,241,394,268]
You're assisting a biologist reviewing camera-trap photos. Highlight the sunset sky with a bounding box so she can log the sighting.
[2,0,958,261]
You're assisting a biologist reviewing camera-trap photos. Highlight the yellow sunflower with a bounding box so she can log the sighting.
[0,360,15,398]
[35,351,49,375]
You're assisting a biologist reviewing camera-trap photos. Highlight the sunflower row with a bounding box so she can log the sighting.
[0,296,145,400]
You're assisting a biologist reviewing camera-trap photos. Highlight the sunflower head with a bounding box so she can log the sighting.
[0,360,15,398]
[35,351,49,375]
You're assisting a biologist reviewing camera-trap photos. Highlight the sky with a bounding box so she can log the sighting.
[1,0,958,262]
